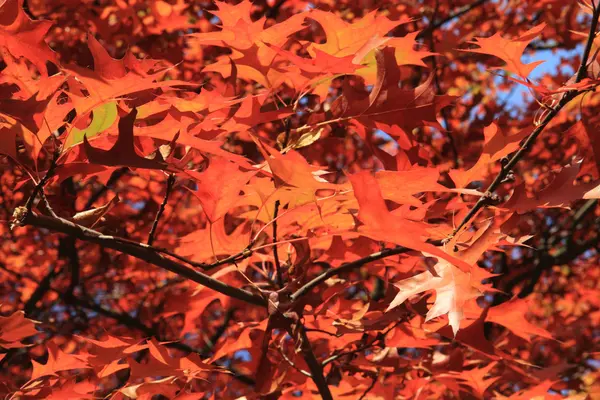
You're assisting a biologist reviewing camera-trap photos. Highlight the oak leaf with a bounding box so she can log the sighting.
[30,341,90,381]
[463,24,546,79]
[83,108,169,170]
[0,310,37,349]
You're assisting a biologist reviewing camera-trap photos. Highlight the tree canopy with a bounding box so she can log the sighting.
[1,0,599,398]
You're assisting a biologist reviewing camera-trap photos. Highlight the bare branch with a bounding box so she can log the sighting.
[24,148,60,214]
[417,0,488,39]
[358,375,378,400]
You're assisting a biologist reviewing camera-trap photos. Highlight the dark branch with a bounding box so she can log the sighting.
[19,212,267,307]
[0,263,255,386]
[417,0,488,39]
[148,173,176,246]
[290,244,422,302]
[24,149,60,214]
[296,323,333,400]
[358,375,378,400]
[272,200,284,288]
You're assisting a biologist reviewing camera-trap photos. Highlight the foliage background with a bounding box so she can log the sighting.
[0,0,599,398]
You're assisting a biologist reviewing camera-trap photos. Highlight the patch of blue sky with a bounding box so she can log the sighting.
[374,46,584,151]
[496,45,583,114]
[234,349,252,362]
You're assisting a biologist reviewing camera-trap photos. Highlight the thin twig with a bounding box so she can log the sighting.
[278,337,312,377]
[358,375,378,400]
[417,0,488,39]
[321,322,398,367]
[290,244,429,302]
[272,200,284,288]
[25,149,60,214]
[148,173,176,246]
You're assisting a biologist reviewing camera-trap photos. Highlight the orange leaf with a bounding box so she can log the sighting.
[462,23,546,79]
[30,341,90,381]
[486,298,553,341]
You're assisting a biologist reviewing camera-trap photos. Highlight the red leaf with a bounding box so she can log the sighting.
[83,108,169,170]
[187,157,258,222]
[0,311,37,349]
[0,0,57,74]
[30,341,90,381]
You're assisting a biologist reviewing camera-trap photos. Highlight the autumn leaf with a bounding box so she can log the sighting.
[71,194,120,228]
[332,47,454,134]
[0,0,57,75]
[186,157,258,222]
[386,257,482,336]
[83,108,169,170]
[2,0,599,398]
[65,101,118,148]
[0,311,37,349]
[30,341,90,381]
[348,171,472,272]
[463,23,546,79]
[486,297,553,341]
[450,123,530,188]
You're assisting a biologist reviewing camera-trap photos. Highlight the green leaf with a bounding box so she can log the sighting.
[66,102,118,148]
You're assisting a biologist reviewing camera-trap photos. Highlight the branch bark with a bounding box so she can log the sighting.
[296,323,333,400]
[18,212,267,307]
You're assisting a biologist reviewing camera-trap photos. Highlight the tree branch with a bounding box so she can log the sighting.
[290,244,424,302]
[417,0,488,39]
[358,375,378,400]
[17,212,267,307]
[450,5,600,237]
[24,149,59,214]
[272,200,284,288]
[0,262,255,385]
[148,173,176,246]
[296,323,333,400]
